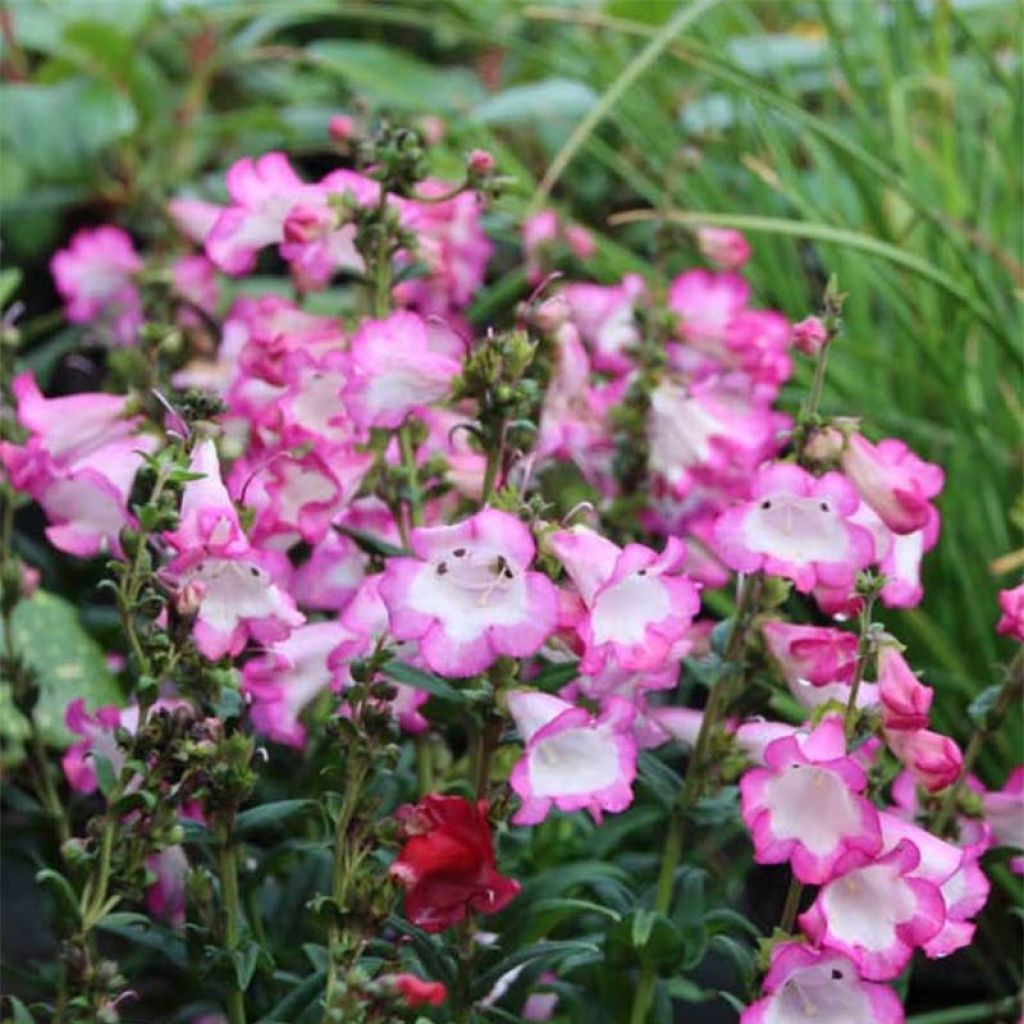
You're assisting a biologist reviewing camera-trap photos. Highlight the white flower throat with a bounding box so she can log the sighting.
[434,547,517,606]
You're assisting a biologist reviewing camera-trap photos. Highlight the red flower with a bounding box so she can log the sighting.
[390,972,447,1007]
[389,794,520,932]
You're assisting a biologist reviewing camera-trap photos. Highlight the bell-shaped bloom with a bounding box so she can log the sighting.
[697,227,751,270]
[886,729,962,794]
[344,311,461,429]
[647,379,782,497]
[379,509,558,678]
[841,434,944,536]
[50,226,143,345]
[922,850,990,959]
[996,584,1024,643]
[389,794,519,932]
[878,646,933,732]
[984,767,1024,851]
[800,839,946,980]
[205,152,311,274]
[507,690,637,825]
[740,942,904,1024]
[714,464,875,593]
[740,715,882,883]
[241,621,353,747]
[168,196,222,244]
[548,526,700,674]
[792,316,829,357]
[145,845,189,929]
[562,275,645,374]
[161,441,303,659]
[762,621,859,687]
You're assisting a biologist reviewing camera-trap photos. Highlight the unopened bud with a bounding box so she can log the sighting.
[328,114,355,143]
[467,148,496,175]
[792,315,829,356]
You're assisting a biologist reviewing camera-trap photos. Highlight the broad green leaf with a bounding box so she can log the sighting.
[235,799,319,837]
[381,661,467,705]
[2,590,122,746]
[0,78,137,181]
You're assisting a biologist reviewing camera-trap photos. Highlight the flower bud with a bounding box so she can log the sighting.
[328,114,355,142]
[792,315,829,356]
[696,226,751,270]
[467,148,496,175]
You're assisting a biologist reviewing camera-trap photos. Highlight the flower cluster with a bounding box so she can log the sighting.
[4,113,1020,1024]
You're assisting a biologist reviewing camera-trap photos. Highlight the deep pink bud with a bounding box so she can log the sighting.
[468,148,496,174]
[328,114,354,142]
[793,315,829,355]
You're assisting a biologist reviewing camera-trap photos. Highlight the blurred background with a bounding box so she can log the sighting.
[1,0,1021,1019]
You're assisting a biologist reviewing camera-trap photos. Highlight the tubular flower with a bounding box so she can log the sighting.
[548,526,700,675]
[389,795,519,932]
[740,715,882,884]
[740,942,904,1024]
[714,464,875,593]
[507,690,637,825]
[379,509,559,677]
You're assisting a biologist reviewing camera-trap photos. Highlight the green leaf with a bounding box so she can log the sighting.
[305,41,483,113]
[235,799,318,838]
[606,910,684,974]
[968,684,1002,728]
[232,939,261,991]
[0,78,137,182]
[528,659,580,692]
[4,995,36,1024]
[256,969,326,1024]
[0,268,23,308]
[35,868,81,926]
[636,751,681,810]
[92,754,117,798]
[1,590,122,746]
[381,661,467,706]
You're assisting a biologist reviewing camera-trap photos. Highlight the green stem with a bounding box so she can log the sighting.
[779,873,804,933]
[398,424,423,529]
[802,341,830,425]
[480,414,505,504]
[323,757,369,1021]
[415,736,433,796]
[628,575,759,1023]
[83,818,117,926]
[906,993,1021,1024]
[217,826,246,1024]
[373,190,391,318]
[844,592,878,737]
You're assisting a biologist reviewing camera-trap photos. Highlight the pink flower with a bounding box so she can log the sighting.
[562,275,645,374]
[647,379,783,497]
[161,441,303,659]
[800,839,946,980]
[548,526,700,675]
[345,311,461,429]
[984,767,1024,851]
[740,941,904,1024]
[792,316,829,356]
[290,532,366,612]
[841,434,944,536]
[668,269,749,346]
[878,507,941,609]
[762,621,859,687]
[468,148,496,174]
[740,715,882,884]
[713,464,875,593]
[886,729,962,794]
[507,690,636,824]
[379,509,559,677]
[328,114,355,142]
[996,584,1024,643]
[145,845,189,929]
[878,646,933,732]
[696,226,751,270]
[242,621,353,747]
[172,254,218,323]
[205,152,310,274]
[61,699,132,793]
[168,196,223,245]
[0,373,157,557]
[50,226,143,345]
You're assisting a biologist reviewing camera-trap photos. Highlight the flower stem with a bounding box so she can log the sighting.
[480,414,506,504]
[905,993,1021,1024]
[216,822,247,1024]
[628,575,759,1023]
[844,591,878,737]
[398,423,423,529]
[779,873,804,933]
